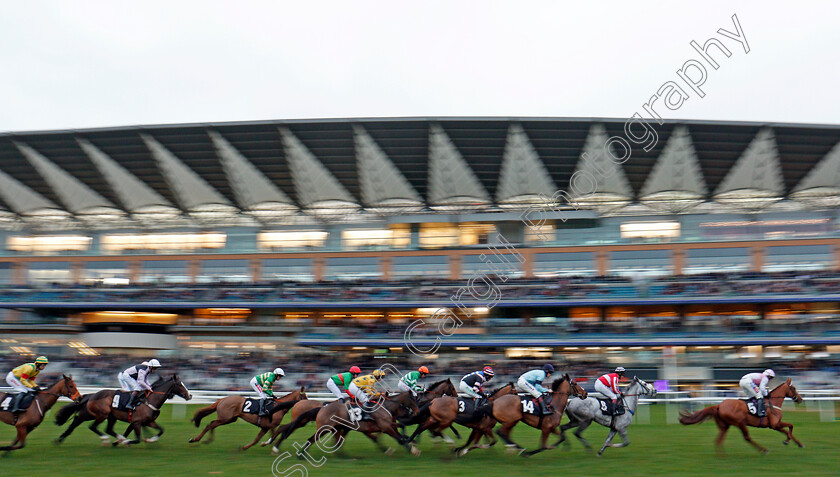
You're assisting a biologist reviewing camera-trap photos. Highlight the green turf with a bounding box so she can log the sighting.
[1,404,837,476]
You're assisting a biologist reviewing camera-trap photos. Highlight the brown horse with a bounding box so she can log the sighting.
[189,388,306,450]
[485,374,587,457]
[0,374,81,451]
[407,382,517,451]
[299,391,421,456]
[679,378,804,453]
[56,374,191,446]
[264,378,459,452]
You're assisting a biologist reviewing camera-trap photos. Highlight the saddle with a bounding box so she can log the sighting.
[242,398,275,415]
[454,398,487,424]
[0,392,36,413]
[342,402,374,422]
[597,398,624,416]
[111,391,135,411]
[742,397,764,417]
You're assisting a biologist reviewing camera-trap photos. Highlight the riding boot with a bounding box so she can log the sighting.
[537,397,553,415]
[127,391,139,410]
[612,398,620,416]
[339,397,345,404]
[258,398,269,416]
[9,393,21,413]
[756,397,766,417]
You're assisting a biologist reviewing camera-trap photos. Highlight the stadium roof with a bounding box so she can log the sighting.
[1,117,839,229]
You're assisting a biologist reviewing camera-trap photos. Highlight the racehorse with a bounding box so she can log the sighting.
[679,378,804,453]
[189,388,306,450]
[264,378,458,453]
[406,382,517,451]
[298,391,420,457]
[56,374,191,446]
[0,374,81,452]
[483,374,587,457]
[560,376,656,456]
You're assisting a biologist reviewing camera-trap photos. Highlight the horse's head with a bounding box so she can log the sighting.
[170,374,192,401]
[61,374,82,402]
[785,378,803,403]
[431,378,457,397]
[491,382,515,398]
[570,377,588,399]
[632,376,656,397]
[399,390,420,415]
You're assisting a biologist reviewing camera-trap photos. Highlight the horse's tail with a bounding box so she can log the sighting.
[55,396,87,425]
[280,406,321,441]
[193,400,220,427]
[679,405,717,425]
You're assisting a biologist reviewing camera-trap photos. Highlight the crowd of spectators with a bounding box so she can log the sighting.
[2,271,840,304]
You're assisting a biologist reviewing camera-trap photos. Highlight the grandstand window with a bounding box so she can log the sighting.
[608,249,672,277]
[419,223,459,248]
[458,223,496,246]
[619,221,680,240]
[342,229,394,250]
[0,262,11,284]
[27,261,72,284]
[101,233,225,253]
[81,261,128,284]
[324,257,381,280]
[262,258,313,282]
[390,255,449,278]
[524,223,556,243]
[257,231,328,250]
[763,244,832,272]
[534,252,596,276]
[197,259,251,283]
[137,260,190,283]
[698,218,831,240]
[7,235,92,254]
[461,253,524,278]
[684,247,750,274]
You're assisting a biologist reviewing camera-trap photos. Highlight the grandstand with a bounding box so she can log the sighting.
[1,117,840,389]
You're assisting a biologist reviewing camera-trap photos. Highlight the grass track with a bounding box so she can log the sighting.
[1,404,837,476]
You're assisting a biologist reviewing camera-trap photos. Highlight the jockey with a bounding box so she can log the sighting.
[348,369,386,408]
[327,366,361,403]
[517,364,555,415]
[118,359,161,410]
[459,366,495,401]
[595,366,626,415]
[739,369,775,417]
[251,367,285,416]
[398,366,429,397]
[6,356,48,413]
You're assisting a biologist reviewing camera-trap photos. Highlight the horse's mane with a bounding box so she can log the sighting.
[152,374,178,389]
[428,378,451,389]
[551,374,570,391]
[488,382,513,396]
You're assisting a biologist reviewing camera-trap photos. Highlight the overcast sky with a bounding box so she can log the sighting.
[1,1,837,132]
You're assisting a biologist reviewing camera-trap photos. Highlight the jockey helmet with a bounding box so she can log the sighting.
[483,366,495,376]
[763,369,775,378]
[615,366,626,375]
[34,356,49,365]
[349,366,361,374]
[273,367,285,377]
[372,369,386,379]
[418,366,429,375]
[542,364,555,374]
[148,359,161,368]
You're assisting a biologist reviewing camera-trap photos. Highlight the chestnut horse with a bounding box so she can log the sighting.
[406,382,517,451]
[679,378,804,453]
[484,374,587,457]
[189,388,306,450]
[56,374,191,446]
[0,374,81,451]
[299,391,420,456]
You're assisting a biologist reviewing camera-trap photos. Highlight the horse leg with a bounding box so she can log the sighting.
[264,423,289,446]
[783,422,803,448]
[363,431,394,455]
[89,418,111,445]
[125,420,143,445]
[105,417,128,446]
[0,426,27,452]
[737,423,767,454]
[56,414,87,443]
[241,427,269,451]
[189,417,234,444]
[382,423,420,456]
[145,421,164,443]
[523,428,552,457]
[573,419,592,451]
[407,416,437,443]
[597,429,617,456]
[495,422,525,454]
[612,427,630,448]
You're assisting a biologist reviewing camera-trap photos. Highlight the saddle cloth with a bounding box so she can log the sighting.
[742,398,763,416]
[111,391,134,410]
[0,392,35,412]
[597,398,625,416]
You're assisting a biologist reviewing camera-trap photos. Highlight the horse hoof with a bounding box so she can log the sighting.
[761,448,769,455]
[272,446,280,455]
[783,441,789,445]
[145,436,159,443]
[384,448,394,456]
[188,438,197,444]
[409,445,421,457]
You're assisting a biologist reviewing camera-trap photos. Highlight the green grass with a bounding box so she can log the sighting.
[2,404,837,476]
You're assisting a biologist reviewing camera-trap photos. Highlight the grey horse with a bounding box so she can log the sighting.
[559,376,656,456]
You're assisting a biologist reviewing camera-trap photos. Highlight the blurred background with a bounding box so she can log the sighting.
[0,118,839,401]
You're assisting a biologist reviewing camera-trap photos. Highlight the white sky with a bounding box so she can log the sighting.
[1,1,837,132]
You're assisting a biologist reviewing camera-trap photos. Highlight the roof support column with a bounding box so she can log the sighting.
[751,246,764,272]
[596,251,608,276]
[672,249,684,276]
